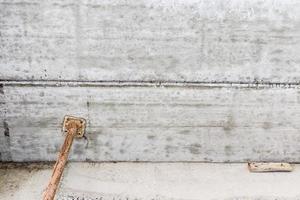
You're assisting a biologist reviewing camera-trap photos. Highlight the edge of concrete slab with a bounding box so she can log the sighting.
[1,162,300,200]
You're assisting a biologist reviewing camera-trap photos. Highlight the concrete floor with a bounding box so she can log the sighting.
[1,163,300,200]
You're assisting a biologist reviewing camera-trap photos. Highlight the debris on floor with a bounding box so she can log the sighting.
[248,162,293,173]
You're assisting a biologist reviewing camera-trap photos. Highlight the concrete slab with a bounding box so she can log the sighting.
[0,163,52,200]
[1,162,300,200]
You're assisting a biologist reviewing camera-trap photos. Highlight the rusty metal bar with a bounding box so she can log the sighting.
[43,116,86,200]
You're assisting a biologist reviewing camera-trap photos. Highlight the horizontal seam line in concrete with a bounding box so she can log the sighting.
[0,80,300,89]
[1,161,300,164]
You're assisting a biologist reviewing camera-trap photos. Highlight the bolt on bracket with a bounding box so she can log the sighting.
[62,115,86,137]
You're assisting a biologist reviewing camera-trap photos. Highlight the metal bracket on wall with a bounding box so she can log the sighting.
[43,115,86,200]
[62,115,86,138]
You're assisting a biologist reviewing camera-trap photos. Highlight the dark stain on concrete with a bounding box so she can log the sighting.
[179,130,190,135]
[188,143,202,154]
[73,148,83,156]
[203,157,213,162]
[73,143,84,155]
[46,146,56,154]
[252,148,261,154]
[143,149,149,153]
[54,143,60,150]
[105,141,111,147]
[223,115,235,134]
[3,121,9,137]
[270,58,281,63]
[224,145,233,156]
[119,149,125,154]
[271,49,283,54]
[165,145,178,154]
[0,84,3,94]
[262,122,272,129]
[147,135,156,140]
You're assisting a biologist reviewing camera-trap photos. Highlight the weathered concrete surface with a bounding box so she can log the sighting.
[1,0,300,163]
[1,162,300,200]
[0,163,52,200]
[2,83,300,162]
[0,0,299,82]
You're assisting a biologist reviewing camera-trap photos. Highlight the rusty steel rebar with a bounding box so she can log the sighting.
[43,116,85,200]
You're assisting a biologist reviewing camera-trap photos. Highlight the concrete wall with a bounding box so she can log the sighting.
[1,0,300,162]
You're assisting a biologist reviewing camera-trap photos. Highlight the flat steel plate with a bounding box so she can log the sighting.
[62,115,86,137]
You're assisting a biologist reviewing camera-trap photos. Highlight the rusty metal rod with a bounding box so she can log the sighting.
[43,124,78,200]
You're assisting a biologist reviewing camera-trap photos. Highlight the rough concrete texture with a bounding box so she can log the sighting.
[2,84,300,162]
[0,0,299,82]
[0,163,52,200]
[1,162,300,200]
[1,0,300,162]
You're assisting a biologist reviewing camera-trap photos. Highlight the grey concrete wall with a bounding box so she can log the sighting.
[0,0,299,82]
[2,83,300,162]
[1,0,300,162]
